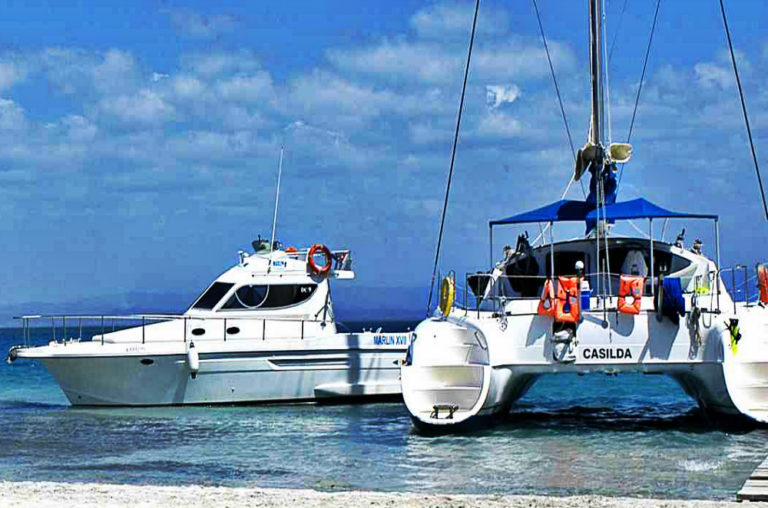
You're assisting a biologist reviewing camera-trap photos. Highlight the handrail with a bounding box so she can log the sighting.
[15,313,334,348]
[457,264,753,316]
[14,313,327,323]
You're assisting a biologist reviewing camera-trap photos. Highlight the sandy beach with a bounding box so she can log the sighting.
[1,481,764,508]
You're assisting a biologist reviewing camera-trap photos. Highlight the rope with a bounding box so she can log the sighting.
[718,0,768,221]
[628,219,650,238]
[616,0,661,193]
[426,0,480,316]
[608,0,629,63]
[531,0,586,200]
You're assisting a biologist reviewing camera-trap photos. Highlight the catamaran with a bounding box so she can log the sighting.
[401,0,768,430]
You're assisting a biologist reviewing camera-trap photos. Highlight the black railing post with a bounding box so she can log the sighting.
[142,317,146,344]
[224,318,227,342]
[101,316,105,345]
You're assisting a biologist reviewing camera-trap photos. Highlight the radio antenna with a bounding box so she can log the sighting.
[269,146,285,255]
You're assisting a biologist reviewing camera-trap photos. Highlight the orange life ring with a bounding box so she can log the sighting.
[307,244,332,275]
[758,264,768,304]
[538,279,557,317]
[618,275,644,315]
[555,276,580,323]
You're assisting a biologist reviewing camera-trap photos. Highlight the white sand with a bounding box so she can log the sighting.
[1,481,764,508]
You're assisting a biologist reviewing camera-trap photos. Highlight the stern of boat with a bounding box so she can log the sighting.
[400,317,493,427]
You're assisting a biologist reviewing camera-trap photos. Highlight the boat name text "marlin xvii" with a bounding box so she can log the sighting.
[582,347,632,360]
[373,335,410,346]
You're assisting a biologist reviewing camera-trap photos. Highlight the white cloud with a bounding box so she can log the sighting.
[0,61,26,90]
[328,41,460,85]
[171,75,206,100]
[476,111,523,138]
[694,62,733,89]
[0,98,26,131]
[486,84,520,109]
[181,51,261,77]
[100,89,174,124]
[328,38,574,85]
[165,130,257,159]
[61,115,97,141]
[92,49,138,93]
[216,73,274,102]
[410,3,509,39]
[288,71,396,123]
[165,8,238,39]
[409,121,450,145]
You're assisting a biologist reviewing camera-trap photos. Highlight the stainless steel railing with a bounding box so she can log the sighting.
[14,313,333,348]
[451,263,762,317]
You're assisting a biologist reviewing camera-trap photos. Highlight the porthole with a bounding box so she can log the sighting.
[140,358,154,366]
[191,328,206,336]
[226,326,240,335]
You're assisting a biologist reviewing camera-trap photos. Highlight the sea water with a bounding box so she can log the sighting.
[0,323,766,500]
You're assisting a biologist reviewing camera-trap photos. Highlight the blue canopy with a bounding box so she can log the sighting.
[489,198,717,226]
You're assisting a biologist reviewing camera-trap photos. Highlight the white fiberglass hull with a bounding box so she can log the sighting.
[14,333,409,406]
[400,298,768,429]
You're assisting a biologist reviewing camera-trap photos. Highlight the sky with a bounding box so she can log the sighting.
[0,0,766,319]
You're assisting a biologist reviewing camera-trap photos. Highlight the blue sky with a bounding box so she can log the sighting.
[0,0,766,317]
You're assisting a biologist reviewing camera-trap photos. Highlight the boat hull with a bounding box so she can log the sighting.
[15,334,409,406]
[401,299,768,430]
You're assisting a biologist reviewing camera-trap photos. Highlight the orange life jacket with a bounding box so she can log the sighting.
[618,275,644,315]
[537,279,556,317]
[555,276,580,323]
[759,264,768,304]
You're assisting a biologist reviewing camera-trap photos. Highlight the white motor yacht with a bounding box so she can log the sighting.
[401,0,768,430]
[9,239,411,406]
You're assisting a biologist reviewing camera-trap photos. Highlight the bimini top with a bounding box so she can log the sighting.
[489,198,718,226]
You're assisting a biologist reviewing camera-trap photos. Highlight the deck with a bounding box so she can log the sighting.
[738,457,768,502]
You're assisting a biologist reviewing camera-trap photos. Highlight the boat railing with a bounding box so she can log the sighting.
[454,264,760,318]
[13,313,334,349]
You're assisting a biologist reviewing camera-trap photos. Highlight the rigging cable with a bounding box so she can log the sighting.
[607,0,630,63]
[531,0,586,200]
[718,0,768,221]
[425,0,480,316]
[616,0,661,193]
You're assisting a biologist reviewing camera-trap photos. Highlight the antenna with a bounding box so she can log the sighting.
[269,146,284,256]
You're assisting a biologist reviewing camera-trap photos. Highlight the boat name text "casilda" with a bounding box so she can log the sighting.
[582,347,632,360]
[373,335,410,346]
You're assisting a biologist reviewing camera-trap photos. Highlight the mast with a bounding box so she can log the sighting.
[588,0,603,151]
[588,0,605,298]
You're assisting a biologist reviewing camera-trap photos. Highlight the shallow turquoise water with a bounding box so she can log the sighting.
[1,324,766,500]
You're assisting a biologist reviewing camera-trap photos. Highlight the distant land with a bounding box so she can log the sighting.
[0,285,428,328]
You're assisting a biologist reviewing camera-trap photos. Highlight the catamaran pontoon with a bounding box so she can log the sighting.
[8,239,411,406]
[401,0,768,430]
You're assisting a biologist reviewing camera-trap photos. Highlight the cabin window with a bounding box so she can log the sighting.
[607,245,692,277]
[545,252,587,278]
[192,282,234,310]
[221,284,317,310]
